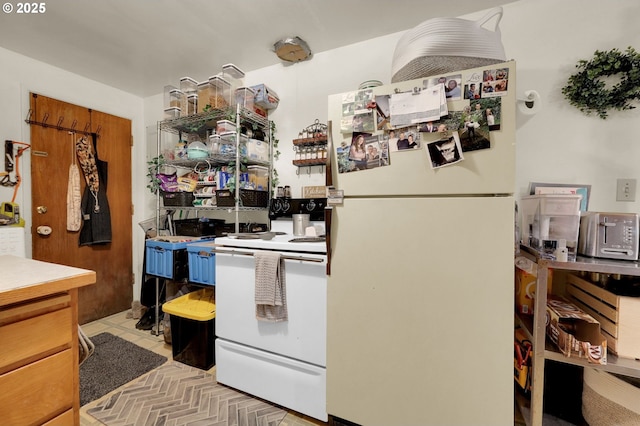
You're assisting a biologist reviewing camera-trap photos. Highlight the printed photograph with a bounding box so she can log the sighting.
[464,83,482,100]
[423,74,463,100]
[426,133,464,169]
[481,67,510,98]
[338,133,389,173]
[386,126,421,152]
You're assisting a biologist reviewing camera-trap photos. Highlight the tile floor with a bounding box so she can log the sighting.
[79,309,327,426]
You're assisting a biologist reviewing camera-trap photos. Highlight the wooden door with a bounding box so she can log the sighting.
[30,93,133,324]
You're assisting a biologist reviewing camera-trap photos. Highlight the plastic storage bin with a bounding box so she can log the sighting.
[187,242,217,285]
[246,139,270,162]
[247,165,269,190]
[250,84,280,110]
[145,237,201,279]
[164,107,181,119]
[197,81,212,113]
[179,77,198,95]
[173,218,224,237]
[215,119,236,134]
[235,87,256,110]
[209,76,232,109]
[162,288,216,370]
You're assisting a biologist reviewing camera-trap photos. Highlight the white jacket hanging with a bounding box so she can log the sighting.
[67,140,82,232]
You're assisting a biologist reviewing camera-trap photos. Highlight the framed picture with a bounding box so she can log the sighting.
[528,182,591,211]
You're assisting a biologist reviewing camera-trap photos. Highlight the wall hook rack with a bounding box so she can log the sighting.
[25,109,99,137]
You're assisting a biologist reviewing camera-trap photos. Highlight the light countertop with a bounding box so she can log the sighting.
[0,255,95,306]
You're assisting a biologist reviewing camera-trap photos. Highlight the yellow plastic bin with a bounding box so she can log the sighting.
[162,288,216,370]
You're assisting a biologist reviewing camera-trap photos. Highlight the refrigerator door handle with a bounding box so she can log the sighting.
[325,206,332,275]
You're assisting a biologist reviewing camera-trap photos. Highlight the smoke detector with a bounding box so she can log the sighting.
[274,37,312,62]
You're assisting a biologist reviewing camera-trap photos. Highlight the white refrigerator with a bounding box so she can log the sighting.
[326,61,516,425]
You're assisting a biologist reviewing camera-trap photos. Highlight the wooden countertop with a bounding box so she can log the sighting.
[0,255,95,307]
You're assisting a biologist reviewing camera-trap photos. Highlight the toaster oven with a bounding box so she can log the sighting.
[577,212,639,261]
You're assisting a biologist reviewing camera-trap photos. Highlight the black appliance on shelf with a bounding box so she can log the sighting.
[269,198,327,222]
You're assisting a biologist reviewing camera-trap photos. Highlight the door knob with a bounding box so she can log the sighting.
[36,206,47,214]
[37,225,52,236]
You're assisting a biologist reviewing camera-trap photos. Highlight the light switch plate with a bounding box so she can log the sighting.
[616,178,637,202]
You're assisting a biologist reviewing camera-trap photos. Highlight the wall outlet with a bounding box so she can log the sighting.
[616,178,637,202]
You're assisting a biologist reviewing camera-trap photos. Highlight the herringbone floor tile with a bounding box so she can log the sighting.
[79,309,326,426]
[87,362,286,426]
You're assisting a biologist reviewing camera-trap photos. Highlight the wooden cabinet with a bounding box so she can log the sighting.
[516,247,640,426]
[0,255,95,426]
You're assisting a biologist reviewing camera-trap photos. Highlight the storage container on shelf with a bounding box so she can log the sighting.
[186,93,198,116]
[251,83,280,110]
[164,85,176,107]
[179,76,198,95]
[186,242,217,285]
[219,131,237,156]
[208,134,221,155]
[221,63,245,105]
[247,165,269,191]
[197,81,212,113]
[235,87,256,111]
[145,236,202,279]
[208,76,232,109]
[246,138,270,163]
[168,88,185,111]
[187,141,209,160]
[222,63,245,80]
[164,107,181,119]
[215,119,236,134]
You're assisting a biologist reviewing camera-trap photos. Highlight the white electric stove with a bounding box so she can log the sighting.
[214,218,328,421]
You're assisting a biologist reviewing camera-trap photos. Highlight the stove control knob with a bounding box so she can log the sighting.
[306,200,316,211]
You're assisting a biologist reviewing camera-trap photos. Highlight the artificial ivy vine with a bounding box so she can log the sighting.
[562,46,640,119]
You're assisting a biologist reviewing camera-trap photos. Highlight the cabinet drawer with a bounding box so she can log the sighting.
[0,303,72,373]
[0,349,74,426]
[43,409,74,426]
[567,273,640,359]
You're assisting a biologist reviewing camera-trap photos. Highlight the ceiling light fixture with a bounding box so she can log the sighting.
[274,37,312,63]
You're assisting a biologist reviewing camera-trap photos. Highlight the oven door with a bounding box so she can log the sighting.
[215,249,327,367]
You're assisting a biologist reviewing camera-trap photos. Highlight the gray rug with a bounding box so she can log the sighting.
[87,361,287,426]
[80,332,168,406]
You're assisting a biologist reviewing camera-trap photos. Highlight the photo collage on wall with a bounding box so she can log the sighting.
[337,65,510,173]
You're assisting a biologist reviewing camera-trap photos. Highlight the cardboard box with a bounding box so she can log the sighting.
[250,84,279,110]
[514,256,553,315]
[546,297,607,364]
[514,327,532,391]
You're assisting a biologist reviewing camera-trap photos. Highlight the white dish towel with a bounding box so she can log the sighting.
[255,251,288,322]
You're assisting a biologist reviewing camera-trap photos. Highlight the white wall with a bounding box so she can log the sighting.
[3,0,639,303]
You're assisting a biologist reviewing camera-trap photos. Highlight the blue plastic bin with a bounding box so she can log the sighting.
[145,237,201,279]
[187,242,217,285]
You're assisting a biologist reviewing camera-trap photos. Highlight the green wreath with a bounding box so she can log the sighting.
[561,46,640,119]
